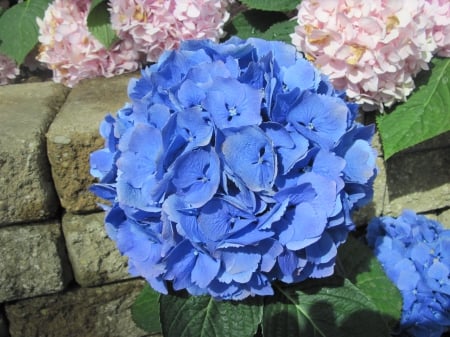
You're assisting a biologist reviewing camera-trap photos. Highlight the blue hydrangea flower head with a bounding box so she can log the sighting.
[90,37,377,300]
[367,210,450,337]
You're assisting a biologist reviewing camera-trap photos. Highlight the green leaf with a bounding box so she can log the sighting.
[239,0,299,11]
[131,284,162,334]
[263,277,392,337]
[260,20,296,43]
[87,0,118,48]
[0,0,52,64]
[377,57,450,159]
[337,236,402,328]
[225,11,295,43]
[225,10,286,40]
[160,292,263,337]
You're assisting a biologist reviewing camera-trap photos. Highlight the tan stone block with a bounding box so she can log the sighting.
[438,208,450,229]
[383,147,450,216]
[0,221,72,302]
[5,279,148,337]
[46,73,138,213]
[0,82,69,225]
[62,212,130,287]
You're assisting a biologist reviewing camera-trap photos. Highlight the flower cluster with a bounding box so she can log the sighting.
[109,0,231,63]
[291,0,450,110]
[36,0,231,87]
[0,53,19,85]
[425,0,450,57]
[367,210,450,337]
[90,37,377,300]
[36,0,140,87]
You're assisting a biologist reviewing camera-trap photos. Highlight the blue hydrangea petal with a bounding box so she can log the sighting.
[221,126,277,192]
[165,239,197,290]
[177,79,207,108]
[287,93,349,148]
[427,261,450,294]
[282,57,320,92]
[248,38,297,68]
[312,150,346,191]
[176,107,213,148]
[219,251,261,284]
[259,239,284,272]
[261,122,309,174]
[171,148,220,208]
[205,78,262,129]
[191,252,221,288]
[305,232,337,264]
[278,202,327,251]
[89,184,116,202]
[90,149,117,181]
[343,139,377,184]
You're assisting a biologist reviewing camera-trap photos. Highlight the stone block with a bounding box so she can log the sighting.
[383,147,450,216]
[0,221,72,302]
[46,72,137,213]
[62,212,130,287]
[0,82,69,225]
[438,208,450,229]
[5,280,148,337]
[403,131,450,154]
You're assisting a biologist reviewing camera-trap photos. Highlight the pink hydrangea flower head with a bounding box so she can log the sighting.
[291,0,438,110]
[37,0,141,87]
[0,54,19,85]
[425,0,450,57]
[109,0,231,63]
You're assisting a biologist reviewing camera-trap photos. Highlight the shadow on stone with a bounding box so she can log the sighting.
[385,146,449,200]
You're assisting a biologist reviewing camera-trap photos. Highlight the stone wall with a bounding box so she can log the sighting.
[0,74,449,337]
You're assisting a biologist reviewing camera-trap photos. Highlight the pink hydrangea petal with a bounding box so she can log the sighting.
[37,0,141,87]
[109,0,231,63]
[291,0,448,110]
[0,54,19,85]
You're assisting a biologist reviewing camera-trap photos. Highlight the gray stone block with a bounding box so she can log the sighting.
[0,82,69,225]
[383,147,450,216]
[5,279,148,337]
[402,131,450,154]
[62,212,130,287]
[46,73,137,213]
[0,221,72,302]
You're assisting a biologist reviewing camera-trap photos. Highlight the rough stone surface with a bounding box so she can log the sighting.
[62,212,130,287]
[403,131,450,154]
[0,221,72,302]
[47,73,137,213]
[5,280,148,337]
[0,82,69,225]
[383,147,450,216]
[438,208,450,229]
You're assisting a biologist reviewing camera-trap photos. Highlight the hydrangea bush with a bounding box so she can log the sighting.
[33,0,232,87]
[90,37,377,300]
[36,0,141,87]
[367,210,450,337]
[109,0,232,63]
[291,0,450,110]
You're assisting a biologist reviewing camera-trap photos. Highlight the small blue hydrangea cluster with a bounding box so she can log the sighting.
[367,210,450,337]
[90,37,377,300]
